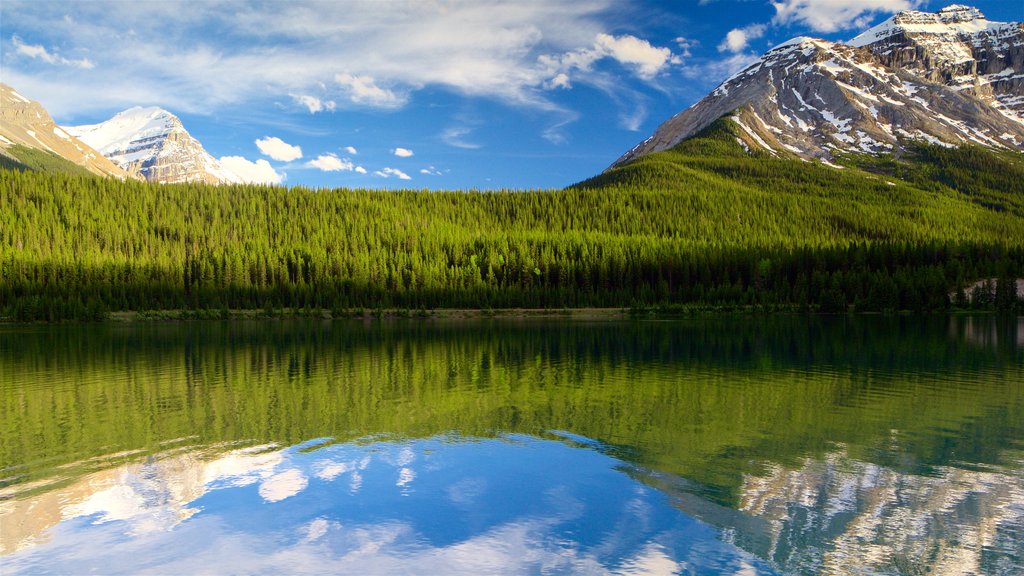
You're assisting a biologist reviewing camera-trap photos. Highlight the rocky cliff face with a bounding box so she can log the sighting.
[65,107,241,185]
[613,5,1024,168]
[0,83,137,179]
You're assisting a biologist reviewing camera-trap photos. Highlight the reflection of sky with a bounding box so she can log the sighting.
[4,435,777,575]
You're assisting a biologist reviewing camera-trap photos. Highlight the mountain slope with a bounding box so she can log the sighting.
[612,5,1024,168]
[580,117,1024,226]
[0,83,136,180]
[65,107,241,185]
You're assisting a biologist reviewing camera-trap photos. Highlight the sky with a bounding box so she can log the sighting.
[1,0,1019,190]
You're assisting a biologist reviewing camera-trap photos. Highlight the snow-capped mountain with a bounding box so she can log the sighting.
[65,107,241,185]
[612,4,1024,168]
[0,83,137,180]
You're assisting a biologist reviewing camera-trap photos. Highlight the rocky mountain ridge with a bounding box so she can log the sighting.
[0,83,137,180]
[613,4,1024,168]
[65,107,241,185]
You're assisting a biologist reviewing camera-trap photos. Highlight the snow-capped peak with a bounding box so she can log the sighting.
[848,5,1007,47]
[610,4,1024,169]
[938,4,985,22]
[771,36,825,51]
[63,107,241,185]
[65,106,178,159]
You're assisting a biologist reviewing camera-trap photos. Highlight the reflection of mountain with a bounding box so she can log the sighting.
[738,448,1024,575]
[0,445,281,555]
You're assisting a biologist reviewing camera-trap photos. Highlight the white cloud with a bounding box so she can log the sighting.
[291,93,335,113]
[441,127,481,150]
[392,147,414,158]
[674,37,696,58]
[718,24,767,53]
[593,34,678,79]
[336,73,404,108]
[539,33,679,85]
[343,146,358,155]
[374,167,411,180]
[355,166,367,174]
[218,156,285,184]
[771,0,923,33]
[1,1,682,118]
[12,35,94,69]
[420,166,442,176]
[255,136,302,161]
[307,153,354,172]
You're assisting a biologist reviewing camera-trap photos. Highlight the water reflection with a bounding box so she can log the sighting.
[2,435,777,575]
[1,316,1022,574]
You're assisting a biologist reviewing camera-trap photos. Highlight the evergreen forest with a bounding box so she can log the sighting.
[2,120,1023,321]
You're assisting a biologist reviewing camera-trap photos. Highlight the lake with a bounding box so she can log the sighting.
[1,316,1022,575]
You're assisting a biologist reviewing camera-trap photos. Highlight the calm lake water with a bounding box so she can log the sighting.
[1,316,1022,575]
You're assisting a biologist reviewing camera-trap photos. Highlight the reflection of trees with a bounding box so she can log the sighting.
[2,316,1022,507]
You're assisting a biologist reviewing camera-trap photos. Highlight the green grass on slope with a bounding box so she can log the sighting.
[574,118,1024,244]
[0,144,95,177]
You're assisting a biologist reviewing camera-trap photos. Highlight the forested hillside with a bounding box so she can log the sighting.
[2,122,1022,321]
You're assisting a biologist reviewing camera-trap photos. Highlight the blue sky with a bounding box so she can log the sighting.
[2,1,1018,189]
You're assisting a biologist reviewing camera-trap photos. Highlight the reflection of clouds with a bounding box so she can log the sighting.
[303,517,337,543]
[396,467,416,494]
[259,469,308,503]
[202,446,282,488]
[5,436,775,575]
[397,446,415,467]
[615,542,686,575]
[447,478,486,507]
[314,461,351,481]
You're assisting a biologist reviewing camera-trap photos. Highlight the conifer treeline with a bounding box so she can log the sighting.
[2,132,1023,320]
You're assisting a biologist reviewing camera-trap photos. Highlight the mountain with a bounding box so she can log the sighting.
[612,4,1024,168]
[0,83,137,179]
[64,107,241,185]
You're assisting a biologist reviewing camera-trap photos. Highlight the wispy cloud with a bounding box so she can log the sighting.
[343,146,358,155]
[441,127,481,150]
[11,34,94,69]
[335,73,405,108]
[291,93,335,113]
[256,136,302,161]
[1,1,677,119]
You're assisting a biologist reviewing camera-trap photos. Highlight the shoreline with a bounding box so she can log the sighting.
[0,306,1009,325]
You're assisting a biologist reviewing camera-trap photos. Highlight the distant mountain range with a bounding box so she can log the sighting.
[613,4,1024,168]
[0,85,239,184]
[1,5,1021,184]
